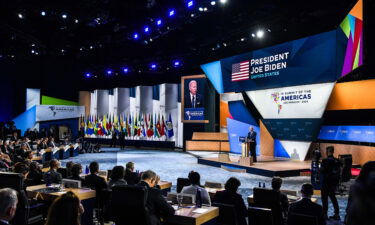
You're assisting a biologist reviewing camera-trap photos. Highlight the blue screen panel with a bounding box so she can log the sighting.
[318,126,375,143]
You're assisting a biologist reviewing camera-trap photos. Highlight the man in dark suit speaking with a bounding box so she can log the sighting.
[184,80,204,108]
[247,126,257,162]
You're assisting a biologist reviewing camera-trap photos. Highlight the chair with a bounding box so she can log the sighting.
[176,178,190,193]
[62,179,81,188]
[287,213,317,225]
[57,167,68,178]
[0,172,44,225]
[253,188,283,225]
[204,181,223,188]
[248,206,273,225]
[212,202,239,225]
[108,185,149,225]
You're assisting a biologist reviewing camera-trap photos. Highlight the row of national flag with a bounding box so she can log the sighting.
[79,113,174,139]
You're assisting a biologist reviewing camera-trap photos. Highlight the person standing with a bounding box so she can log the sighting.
[247,126,257,162]
[320,146,341,220]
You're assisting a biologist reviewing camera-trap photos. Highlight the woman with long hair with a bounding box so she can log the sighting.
[45,191,84,225]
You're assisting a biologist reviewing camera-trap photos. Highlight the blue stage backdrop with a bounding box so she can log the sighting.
[262,119,323,142]
[318,125,375,143]
[227,118,260,155]
[274,139,290,158]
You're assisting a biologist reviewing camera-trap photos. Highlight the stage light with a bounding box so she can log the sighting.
[251,33,255,38]
[133,33,139,40]
[168,9,175,17]
[61,14,67,19]
[173,60,181,67]
[123,67,129,73]
[89,45,93,49]
[211,1,216,6]
[18,13,24,19]
[61,49,65,53]
[204,7,208,11]
[156,19,162,26]
[241,38,245,42]
[267,28,272,32]
[199,7,204,12]
[85,73,92,78]
[106,70,113,75]
[74,19,79,23]
[256,30,264,38]
[144,26,150,33]
[187,1,194,8]
[41,11,46,16]
[219,0,227,4]
[191,14,195,17]
[151,63,157,69]
[31,49,35,54]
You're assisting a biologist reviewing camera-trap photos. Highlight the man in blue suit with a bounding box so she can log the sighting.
[247,126,257,162]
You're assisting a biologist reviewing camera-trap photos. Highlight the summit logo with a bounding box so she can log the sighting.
[271,92,282,114]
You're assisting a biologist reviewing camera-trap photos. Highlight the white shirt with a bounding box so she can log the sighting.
[181,185,211,205]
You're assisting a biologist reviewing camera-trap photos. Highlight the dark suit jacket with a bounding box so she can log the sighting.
[288,198,326,225]
[43,169,62,184]
[138,181,175,225]
[124,171,140,185]
[184,93,204,108]
[212,190,247,225]
[247,131,257,143]
[84,173,107,190]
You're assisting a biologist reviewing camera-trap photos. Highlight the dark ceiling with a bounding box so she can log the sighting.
[0,0,373,92]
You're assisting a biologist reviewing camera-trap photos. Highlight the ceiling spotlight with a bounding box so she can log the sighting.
[156,19,162,26]
[149,38,153,42]
[211,1,216,6]
[219,0,227,4]
[31,49,35,54]
[133,33,139,40]
[89,46,93,49]
[61,14,67,19]
[187,1,194,8]
[85,73,91,78]
[173,60,181,67]
[74,19,79,23]
[251,33,256,38]
[144,26,150,33]
[168,9,175,17]
[151,64,157,69]
[61,49,65,53]
[240,38,245,42]
[106,70,113,75]
[41,11,46,16]
[123,67,129,73]
[18,13,24,19]
[199,7,203,12]
[31,43,35,47]
[204,7,208,11]
[191,14,195,17]
[223,43,227,47]
[79,47,83,51]
[256,30,264,38]
[267,28,272,32]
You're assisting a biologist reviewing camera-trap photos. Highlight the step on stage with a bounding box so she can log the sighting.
[197,155,311,177]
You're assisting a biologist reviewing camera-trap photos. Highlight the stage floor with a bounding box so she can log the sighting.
[198,155,311,177]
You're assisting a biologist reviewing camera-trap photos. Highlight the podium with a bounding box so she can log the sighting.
[239,136,254,166]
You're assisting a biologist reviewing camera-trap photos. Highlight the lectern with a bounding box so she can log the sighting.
[239,136,253,166]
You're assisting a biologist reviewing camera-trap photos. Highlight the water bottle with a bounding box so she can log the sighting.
[85,165,89,174]
[258,182,261,187]
[196,188,202,208]
[263,182,266,188]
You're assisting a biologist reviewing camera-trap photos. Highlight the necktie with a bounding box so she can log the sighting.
[193,96,196,108]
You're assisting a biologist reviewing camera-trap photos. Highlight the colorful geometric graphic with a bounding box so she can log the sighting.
[270,93,282,114]
[339,0,363,76]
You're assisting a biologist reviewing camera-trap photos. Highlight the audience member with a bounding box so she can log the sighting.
[68,163,86,185]
[43,159,63,184]
[47,137,57,148]
[45,191,84,225]
[84,161,107,191]
[181,171,211,205]
[272,176,289,217]
[66,161,75,178]
[124,161,140,185]
[27,162,43,186]
[0,188,18,225]
[108,165,127,188]
[320,146,341,220]
[212,177,247,225]
[138,170,175,225]
[23,151,33,165]
[345,161,375,225]
[287,183,326,225]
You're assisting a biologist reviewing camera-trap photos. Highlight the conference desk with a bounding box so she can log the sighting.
[205,187,225,199]
[26,184,96,225]
[247,194,318,204]
[165,206,219,225]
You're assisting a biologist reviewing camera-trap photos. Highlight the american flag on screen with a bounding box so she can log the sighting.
[231,61,250,82]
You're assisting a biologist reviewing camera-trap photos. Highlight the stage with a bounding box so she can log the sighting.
[197,155,311,177]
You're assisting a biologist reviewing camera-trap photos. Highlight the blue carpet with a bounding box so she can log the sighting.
[61,148,348,223]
